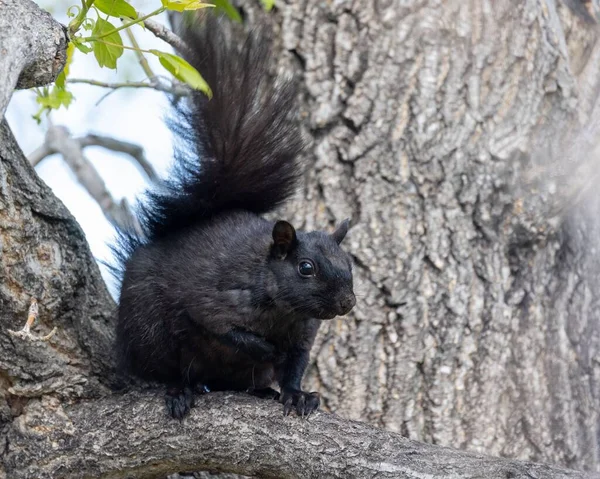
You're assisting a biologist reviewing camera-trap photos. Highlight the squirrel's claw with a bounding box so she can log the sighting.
[280,388,320,418]
[283,396,294,416]
[165,386,194,420]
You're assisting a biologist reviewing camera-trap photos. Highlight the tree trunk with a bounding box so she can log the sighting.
[258,0,600,473]
[1,0,600,477]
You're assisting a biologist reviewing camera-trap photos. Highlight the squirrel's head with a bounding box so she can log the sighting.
[267,219,356,320]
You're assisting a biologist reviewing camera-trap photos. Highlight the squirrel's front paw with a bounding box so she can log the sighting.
[280,388,320,417]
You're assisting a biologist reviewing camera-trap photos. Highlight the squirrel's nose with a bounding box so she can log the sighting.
[338,293,356,315]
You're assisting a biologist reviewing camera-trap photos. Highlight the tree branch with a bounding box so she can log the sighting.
[28,127,159,226]
[0,118,116,398]
[77,134,158,182]
[145,18,188,53]
[42,125,141,231]
[69,77,192,97]
[78,133,159,182]
[125,27,156,79]
[3,391,593,479]
[0,0,68,118]
[28,143,55,166]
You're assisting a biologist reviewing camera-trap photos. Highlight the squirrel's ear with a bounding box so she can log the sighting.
[331,218,350,245]
[272,220,297,259]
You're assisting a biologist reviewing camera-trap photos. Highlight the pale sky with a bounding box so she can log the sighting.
[6,1,178,296]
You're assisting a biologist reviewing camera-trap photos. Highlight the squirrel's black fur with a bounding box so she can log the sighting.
[114,16,356,419]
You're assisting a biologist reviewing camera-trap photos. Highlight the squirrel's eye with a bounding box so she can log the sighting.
[298,260,315,277]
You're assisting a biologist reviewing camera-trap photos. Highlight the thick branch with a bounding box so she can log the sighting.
[0,0,67,118]
[4,391,594,479]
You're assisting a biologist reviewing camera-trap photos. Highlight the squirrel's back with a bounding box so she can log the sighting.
[138,16,305,241]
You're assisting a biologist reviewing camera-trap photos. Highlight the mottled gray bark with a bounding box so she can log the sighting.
[0,120,117,391]
[1,0,600,477]
[3,391,596,479]
[0,0,68,118]
[0,0,115,399]
[255,0,600,473]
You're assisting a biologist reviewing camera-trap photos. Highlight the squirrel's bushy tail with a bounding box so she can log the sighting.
[139,15,304,240]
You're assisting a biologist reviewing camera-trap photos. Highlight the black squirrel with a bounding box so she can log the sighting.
[113,16,356,419]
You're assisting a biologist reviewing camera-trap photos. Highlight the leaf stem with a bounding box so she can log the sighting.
[92,38,155,54]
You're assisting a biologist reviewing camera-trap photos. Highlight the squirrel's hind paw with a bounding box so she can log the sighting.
[165,386,195,419]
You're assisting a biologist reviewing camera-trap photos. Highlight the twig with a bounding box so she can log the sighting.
[125,28,155,79]
[22,298,37,334]
[144,18,188,54]
[8,298,57,342]
[28,125,162,183]
[78,133,159,182]
[69,78,191,97]
[68,0,95,36]
[69,79,153,89]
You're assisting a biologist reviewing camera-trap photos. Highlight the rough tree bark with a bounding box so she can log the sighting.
[1,0,600,477]
[0,119,590,478]
[257,0,600,473]
[0,0,68,118]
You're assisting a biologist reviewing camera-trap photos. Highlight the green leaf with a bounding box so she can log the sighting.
[161,0,214,11]
[150,50,212,97]
[95,0,137,18]
[55,89,74,108]
[260,0,275,11]
[92,18,124,69]
[36,87,74,110]
[33,41,75,122]
[212,0,242,22]
[73,39,93,54]
[56,42,75,88]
